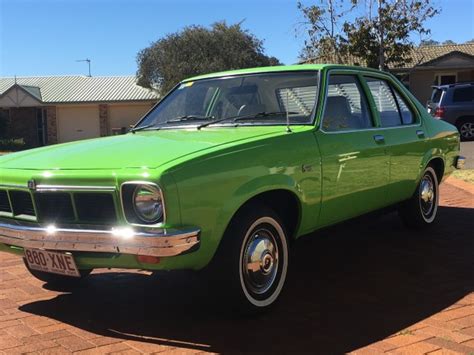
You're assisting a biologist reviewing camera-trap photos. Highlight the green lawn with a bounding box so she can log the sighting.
[452,169,474,184]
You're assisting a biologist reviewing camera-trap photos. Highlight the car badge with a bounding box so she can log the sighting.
[27,179,37,190]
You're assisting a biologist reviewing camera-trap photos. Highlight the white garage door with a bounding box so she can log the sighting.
[57,106,100,143]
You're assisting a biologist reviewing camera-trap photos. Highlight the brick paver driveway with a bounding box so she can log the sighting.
[0,178,473,354]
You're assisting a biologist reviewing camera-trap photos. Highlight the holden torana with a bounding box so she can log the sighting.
[0,64,464,312]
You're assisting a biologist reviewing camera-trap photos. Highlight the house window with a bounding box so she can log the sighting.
[434,73,457,86]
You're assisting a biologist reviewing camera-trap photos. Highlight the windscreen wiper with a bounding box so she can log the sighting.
[166,115,214,123]
[197,111,299,129]
[130,124,158,134]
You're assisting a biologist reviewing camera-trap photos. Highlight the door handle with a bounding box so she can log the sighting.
[373,134,385,143]
[416,130,425,138]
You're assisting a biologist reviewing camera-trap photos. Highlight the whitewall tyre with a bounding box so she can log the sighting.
[399,166,439,228]
[214,204,289,314]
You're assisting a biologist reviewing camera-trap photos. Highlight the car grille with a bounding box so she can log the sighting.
[35,193,75,222]
[0,190,12,213]
[0,188,117,224]
[9,191,35,217]
[74,193,117,224]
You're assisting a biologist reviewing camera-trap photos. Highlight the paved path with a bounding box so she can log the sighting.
[461,141,474,169]
[0,178,473,354]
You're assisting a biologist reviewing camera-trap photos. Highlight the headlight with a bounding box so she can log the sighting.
[132,184,164,224]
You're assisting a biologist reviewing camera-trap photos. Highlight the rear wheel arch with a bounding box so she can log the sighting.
[427,157,445,183]
[418,150,445,184]
[455,115,474,124]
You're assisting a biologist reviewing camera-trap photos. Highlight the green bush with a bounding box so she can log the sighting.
[0,138,26,152]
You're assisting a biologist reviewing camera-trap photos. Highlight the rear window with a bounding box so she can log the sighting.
[453,87,474,102]
[431,88,444,103]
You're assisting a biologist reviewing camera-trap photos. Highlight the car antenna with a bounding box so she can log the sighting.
[286,90,292,133]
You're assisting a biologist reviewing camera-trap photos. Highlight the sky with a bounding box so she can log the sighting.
[0,0,473,77]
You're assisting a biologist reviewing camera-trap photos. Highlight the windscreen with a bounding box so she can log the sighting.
[137,71,319,129]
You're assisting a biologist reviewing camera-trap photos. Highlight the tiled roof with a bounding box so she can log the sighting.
[303,43,474,69]
[0,75,159,103]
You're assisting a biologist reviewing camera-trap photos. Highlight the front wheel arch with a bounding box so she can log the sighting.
[229,189,302,240]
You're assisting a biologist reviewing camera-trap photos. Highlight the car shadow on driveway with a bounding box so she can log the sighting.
[19,206,474,354]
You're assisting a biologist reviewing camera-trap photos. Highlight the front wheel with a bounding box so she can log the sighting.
[398,166,439,228]
[212,204,289,313]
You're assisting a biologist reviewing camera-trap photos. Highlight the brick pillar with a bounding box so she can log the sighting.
[99,104,109,136]
[45,106,58,144]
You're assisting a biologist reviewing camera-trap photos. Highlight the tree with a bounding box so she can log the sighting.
[442,39,456,45]
[344,0,440,70]
[298,0,440,70]
[297,0,357,62]
[136,22,280,94]
[420,39,440,46]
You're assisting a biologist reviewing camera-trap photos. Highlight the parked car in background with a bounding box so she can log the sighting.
[427,82,474,141]
[0,65,464,313]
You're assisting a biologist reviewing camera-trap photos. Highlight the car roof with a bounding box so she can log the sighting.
[182,64,386,82]
[432,82,474,90]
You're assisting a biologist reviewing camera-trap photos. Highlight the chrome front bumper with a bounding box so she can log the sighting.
[0,219,200,257]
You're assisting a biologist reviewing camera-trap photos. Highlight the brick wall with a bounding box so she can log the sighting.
[45,106,57,144]
[99,104,109,136]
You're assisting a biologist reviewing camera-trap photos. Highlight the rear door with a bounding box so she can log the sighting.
[363,75,427,204]
[315,72,390,227]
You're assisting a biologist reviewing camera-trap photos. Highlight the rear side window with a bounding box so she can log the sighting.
[453,87,474,102]
[365,78,415,127]
[393,90,414,125]
[431,88,444,103]
[322,74,373,131]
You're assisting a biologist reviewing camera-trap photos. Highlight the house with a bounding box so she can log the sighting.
[303,43,474,105]
[0,76,159,148]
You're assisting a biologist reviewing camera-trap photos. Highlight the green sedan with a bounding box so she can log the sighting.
[0,64,465,312]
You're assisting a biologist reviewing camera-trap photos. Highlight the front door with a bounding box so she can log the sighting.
[315,73,390,227]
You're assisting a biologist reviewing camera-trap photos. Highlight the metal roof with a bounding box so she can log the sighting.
[0,75,159,104]
[303,43,474,70]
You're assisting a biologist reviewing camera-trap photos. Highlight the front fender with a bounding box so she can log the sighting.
[167,130,321,270]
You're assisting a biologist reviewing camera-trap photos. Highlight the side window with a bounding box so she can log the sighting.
[365,78,401,127]
[365,78,415,127]
[393,90,414,125]
[453,87,474,103]
[322,75,373,131]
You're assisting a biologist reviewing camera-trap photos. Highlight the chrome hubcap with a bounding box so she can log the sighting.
[419,174,435,216]
[242,228,279,295]
[460,122,474,138]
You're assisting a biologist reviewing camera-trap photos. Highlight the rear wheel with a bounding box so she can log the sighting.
[23,258,92,287]
[211,204,289,313]
[398,166,439,228]
[456,118,474,141]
